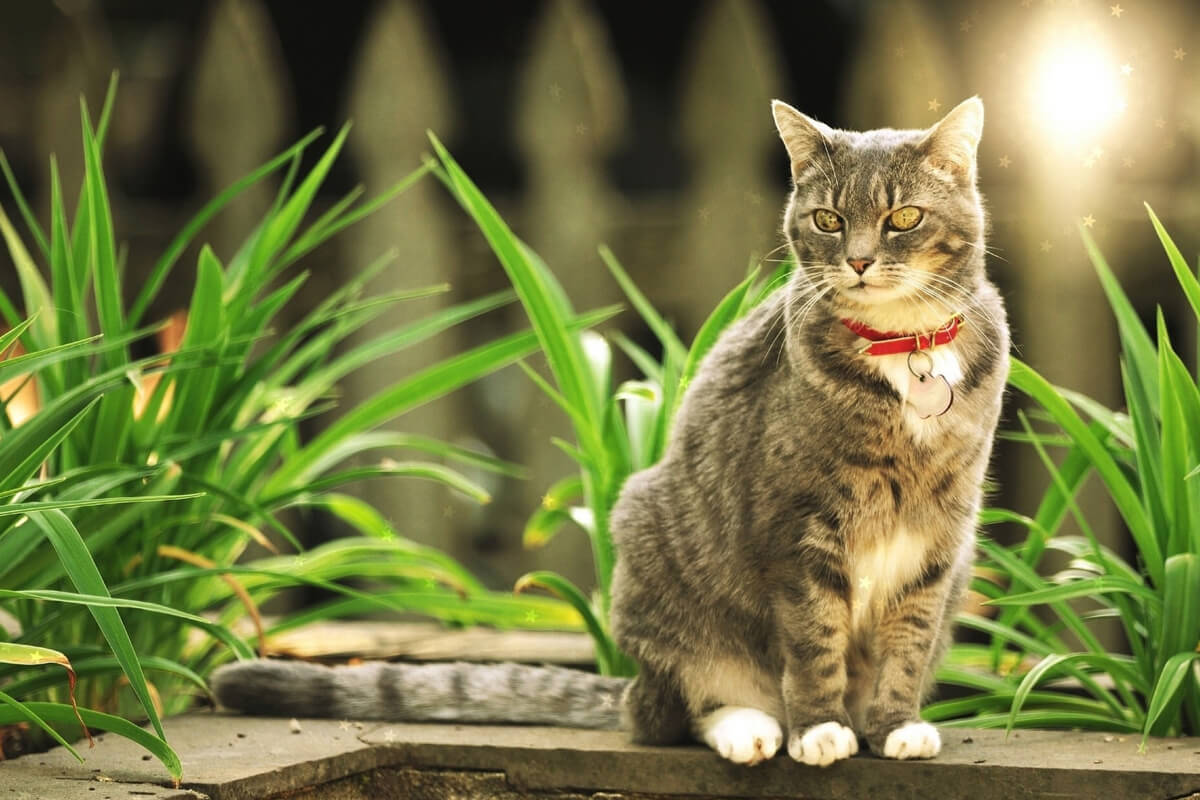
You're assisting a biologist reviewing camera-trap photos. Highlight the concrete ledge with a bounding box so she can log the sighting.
[1,713,1198,800]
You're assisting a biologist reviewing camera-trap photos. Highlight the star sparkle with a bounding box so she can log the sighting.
[1082,214,1096,228]
[1039,240,1053,252]
[927,98,942,112]
[1174,48,1187,61]
[1110,4,1123,17]
[998,155,1012,168]
[959,19,972,33]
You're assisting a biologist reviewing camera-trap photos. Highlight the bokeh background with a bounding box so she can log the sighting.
[1,0,1197,609]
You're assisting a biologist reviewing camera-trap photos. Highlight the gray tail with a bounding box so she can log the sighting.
[210,659,628,730]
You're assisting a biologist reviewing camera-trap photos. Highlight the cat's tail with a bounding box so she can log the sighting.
[210,659,628,730]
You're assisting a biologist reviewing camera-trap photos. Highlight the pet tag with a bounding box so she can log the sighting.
[906,351,953,419]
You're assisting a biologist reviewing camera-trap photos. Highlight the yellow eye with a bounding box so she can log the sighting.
[888,206,923,231]
[813,209,843,232]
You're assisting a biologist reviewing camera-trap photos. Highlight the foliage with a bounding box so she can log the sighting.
[429,133,791,676]
[933,206,1200,744]
[0,76,590,780]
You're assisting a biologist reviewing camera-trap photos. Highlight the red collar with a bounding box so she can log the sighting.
[841,313,966,356]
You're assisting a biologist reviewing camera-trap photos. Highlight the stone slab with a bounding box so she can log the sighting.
[246,620,596,665]
[0,713,1198,799]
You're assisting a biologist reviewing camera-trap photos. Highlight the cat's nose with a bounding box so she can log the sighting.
[847,257,875,274]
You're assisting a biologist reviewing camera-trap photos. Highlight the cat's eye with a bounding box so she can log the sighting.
[887,206,923,232]
[813,209,843,233]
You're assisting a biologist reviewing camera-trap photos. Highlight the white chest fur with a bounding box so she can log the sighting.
[849,525,928,632]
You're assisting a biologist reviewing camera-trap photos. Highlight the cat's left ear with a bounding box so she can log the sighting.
[920,97,984,184]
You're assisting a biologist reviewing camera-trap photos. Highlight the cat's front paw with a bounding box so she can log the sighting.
[880,721,941,760]
[787,721,858,767]
[698,706,783,766]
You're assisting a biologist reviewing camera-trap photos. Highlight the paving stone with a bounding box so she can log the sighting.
[1,713,1198,799]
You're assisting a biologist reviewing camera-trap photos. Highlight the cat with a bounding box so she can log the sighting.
[212,96,1009,768]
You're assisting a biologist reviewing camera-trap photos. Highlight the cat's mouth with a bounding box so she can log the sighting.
[840,279,908,306]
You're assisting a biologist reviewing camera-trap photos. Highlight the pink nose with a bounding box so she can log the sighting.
[847,257,875,274]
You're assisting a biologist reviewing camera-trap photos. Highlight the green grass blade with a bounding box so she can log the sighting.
[276,160,435,271]
[0,493,200,517]
[25,509,166,739]
[0,588,252,661]
[984,576,1158,608]
[0,701,181,782]
[93,71,119,148]
[0,690,83,762]
[679,267,759,396]
[80,98,125,368]
[1158,554,1200,672]
[1146,204,1200,324]
[264,461,492,508]
[0,203,56,350]
[515,570,616,674]
[1006,653,1131,734]
[430,133,602,438]
[267,307,618,496]
[1,654,212,703]
[611,332,663,383]
[1144,651,1200,740]
[127,128,323,326]
[598,244,686,366]
[238,124,350,296]
[48,157,84,375]
[0,150,49,259]
[0,397,98,490]
[1009,357,1161,586]
[1157,315,1198,557]
[1081,226,1159,415]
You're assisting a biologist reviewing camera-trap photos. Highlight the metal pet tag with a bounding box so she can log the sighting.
[906,351,954,419]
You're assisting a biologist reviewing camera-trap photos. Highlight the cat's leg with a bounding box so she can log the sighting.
[860,554,965,760]
[774,540,859,767]
[678,657,784,765]
[622,664,691,745]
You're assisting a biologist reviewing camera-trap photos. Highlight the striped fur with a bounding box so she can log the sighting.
[212,660,626,729]
[213,99,1008,766]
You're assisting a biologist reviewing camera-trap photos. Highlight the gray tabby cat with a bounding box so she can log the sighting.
[212,96,1008,767]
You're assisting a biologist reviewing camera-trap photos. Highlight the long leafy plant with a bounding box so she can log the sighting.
[931,206,1200,744]
[0,78,592,781]
[428,134,792,676]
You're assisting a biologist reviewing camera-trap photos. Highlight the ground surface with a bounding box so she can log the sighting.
[0,714,1198,799]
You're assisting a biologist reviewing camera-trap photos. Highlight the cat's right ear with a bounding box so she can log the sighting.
[771,100,835,183]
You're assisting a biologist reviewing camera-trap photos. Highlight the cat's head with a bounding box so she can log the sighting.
[772,98,986,331]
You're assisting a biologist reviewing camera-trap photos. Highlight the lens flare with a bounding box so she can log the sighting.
[1031,39,1124,142]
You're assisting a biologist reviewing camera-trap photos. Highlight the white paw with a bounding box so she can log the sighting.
[787,721,859,767]
[698,707,783,766]
[882,721,941,760]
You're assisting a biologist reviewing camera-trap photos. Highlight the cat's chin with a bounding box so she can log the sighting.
[833,288,952,333]
[834,283,913,311]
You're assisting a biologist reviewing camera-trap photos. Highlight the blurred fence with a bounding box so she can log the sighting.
[0,0,1198,599]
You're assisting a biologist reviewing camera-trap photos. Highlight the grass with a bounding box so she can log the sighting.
[0,76,594,781]
[428,132,792,676]
[932,206,1200,745]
